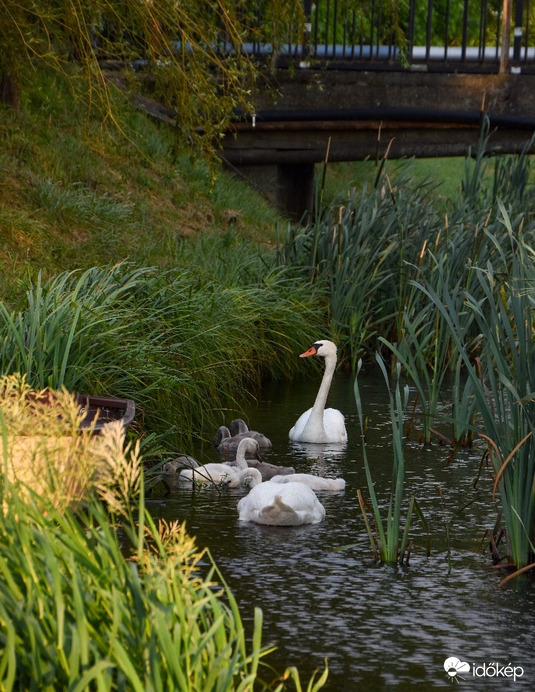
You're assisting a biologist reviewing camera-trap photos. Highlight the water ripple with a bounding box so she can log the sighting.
[150,374,535,690]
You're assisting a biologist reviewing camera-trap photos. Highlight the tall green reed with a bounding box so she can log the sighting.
[280,167,441,365]
[409,205,535,570]
[354,356,428,563]
[0,258,324,453]
[380,241,477,444]
[459,116,534,214]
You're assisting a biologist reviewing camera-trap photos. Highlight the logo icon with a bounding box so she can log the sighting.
[444,657,470,682]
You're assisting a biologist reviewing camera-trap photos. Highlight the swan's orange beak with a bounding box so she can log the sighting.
[299,345,318,358]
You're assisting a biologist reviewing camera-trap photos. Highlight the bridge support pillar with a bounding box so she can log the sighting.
[228,162,315,222]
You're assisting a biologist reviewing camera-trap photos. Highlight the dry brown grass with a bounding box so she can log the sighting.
[0,373,140,513]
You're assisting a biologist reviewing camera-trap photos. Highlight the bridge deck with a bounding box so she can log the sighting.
[220,69,535,218]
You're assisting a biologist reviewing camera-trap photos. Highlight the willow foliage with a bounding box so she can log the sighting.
[0,0,303,158]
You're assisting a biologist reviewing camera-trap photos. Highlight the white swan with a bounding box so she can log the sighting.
[237,480,326,526]
[230,466,263,488]
[178,439,263,488]
[269,473,346,491]
[179,462,238,487]
[289,340,347,444]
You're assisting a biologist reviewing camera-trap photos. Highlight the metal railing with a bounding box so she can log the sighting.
[225,0,535,73]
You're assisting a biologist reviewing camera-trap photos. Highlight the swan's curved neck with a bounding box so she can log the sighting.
[234,448,248,470]
[306,353,336,430]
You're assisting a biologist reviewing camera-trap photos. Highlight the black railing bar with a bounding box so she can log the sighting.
[461,0,469,62]
[444,0,451,61]
[390,13,396,60]
[525,0,532,61]
[359,13,365,60]
[333,0,339,60]
[495,3,501,61]
[351,10,356,60]
[376,0,382,59]
[479,1,487,62]
[514,0,524,62]
[324,0,329,58]
[408,0,416,60]
[313,0,319,51]
[426,0,433,61]
[370,0,376,58]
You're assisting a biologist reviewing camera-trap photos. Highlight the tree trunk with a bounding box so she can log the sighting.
[0,70,20,113]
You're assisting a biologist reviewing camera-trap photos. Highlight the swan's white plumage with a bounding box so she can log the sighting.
[230,466,263,488]
[179,463,237,486]
[269,473,346,491]
[289,407,347,443]
[237,480,326,525]
[180,438,262,487]
[289,339,347,444]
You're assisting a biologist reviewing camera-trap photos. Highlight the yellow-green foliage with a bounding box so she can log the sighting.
[0,373,108,511]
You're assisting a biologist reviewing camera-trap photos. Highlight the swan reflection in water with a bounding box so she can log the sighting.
[290,440,348,462]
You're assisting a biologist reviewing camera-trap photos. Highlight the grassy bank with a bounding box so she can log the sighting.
[0,71,282,305]
[0,71,328,458]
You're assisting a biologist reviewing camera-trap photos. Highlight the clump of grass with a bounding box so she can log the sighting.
[0,260,325,454]
[26,178,134,230]
[0,372,114,511]
[0,378,328,690]
[354,357,429,564]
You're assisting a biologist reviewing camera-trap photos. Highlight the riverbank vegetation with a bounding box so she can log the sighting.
[0,60,333,687]
[0,377,329,690]
[280,122,535,573]
[1,44,535,691]
[3,67,535,577]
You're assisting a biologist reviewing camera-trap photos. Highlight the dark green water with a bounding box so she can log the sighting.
[147,371,535,690]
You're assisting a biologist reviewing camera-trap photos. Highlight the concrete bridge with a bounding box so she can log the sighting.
[218,1,535,218]
[221,69,535,219]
